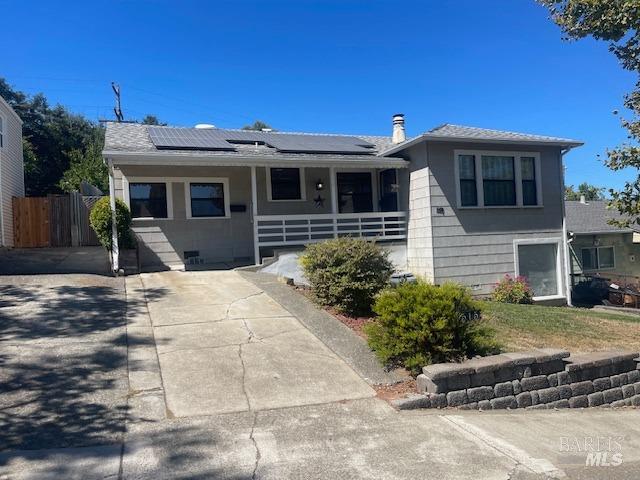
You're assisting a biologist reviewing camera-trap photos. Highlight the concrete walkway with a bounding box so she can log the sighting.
[132,270,374,418]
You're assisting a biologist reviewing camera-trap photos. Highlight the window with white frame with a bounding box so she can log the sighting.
[185,178,230,218]
[129,183,169,219]
[581,246,615,270]
[456,150,541,208]
[267,167,305,201]
[515,239,562,299]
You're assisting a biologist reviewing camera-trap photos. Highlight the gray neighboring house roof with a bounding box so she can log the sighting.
[566,200,638,235]
[381,123,583,156]
[103,122,404,166]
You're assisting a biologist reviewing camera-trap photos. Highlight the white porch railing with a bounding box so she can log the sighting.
[254,211,407,248]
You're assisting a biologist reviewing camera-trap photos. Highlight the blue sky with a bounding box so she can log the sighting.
[3,0,637,190]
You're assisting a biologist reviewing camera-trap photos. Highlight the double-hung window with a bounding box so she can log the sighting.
[458,155,477,207]
[188,182,227,218]
[129,182,168,219]
[581,246,615,270]
[482,155,516,206]
[456,150,541,207]
[268,168,305,201]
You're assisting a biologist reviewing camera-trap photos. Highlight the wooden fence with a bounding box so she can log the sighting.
[13,194,103,248]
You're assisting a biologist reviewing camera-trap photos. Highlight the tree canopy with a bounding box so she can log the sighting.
[565,182,605,201]
[0,78,102,195]
[241,120,274,131]
[539,0,640,227]
[141,114,166,126]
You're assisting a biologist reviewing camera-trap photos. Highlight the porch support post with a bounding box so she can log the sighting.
[329,166,338,238]
[107,159,119,273]
[251,166,260,265]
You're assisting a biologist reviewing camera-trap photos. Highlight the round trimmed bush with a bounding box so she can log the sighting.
[300,237,394,316]
[89,197,135,249]
[364,281,500,374]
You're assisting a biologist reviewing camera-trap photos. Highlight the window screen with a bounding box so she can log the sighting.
[482,156,516,206]
[518,243,559,297]
[129,183,168,218]
[458,154,477,206]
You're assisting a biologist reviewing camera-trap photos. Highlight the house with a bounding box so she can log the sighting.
[566,198,640,286]
[0,95,25,247]
[102,115,582,302]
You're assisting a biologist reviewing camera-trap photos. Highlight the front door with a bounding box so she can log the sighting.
[337,172,373,213]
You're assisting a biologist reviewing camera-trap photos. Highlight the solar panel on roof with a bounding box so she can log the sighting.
[147,127,376,154]
[148,127,237,151]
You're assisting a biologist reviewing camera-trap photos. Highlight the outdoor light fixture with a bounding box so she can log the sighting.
[315,179,325,191]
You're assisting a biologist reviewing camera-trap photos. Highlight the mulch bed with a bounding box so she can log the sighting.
[293,284,417,403]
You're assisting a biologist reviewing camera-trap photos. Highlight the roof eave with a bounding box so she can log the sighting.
[380,134,584,157]
[570,229,634,235]
[102,150,410,168]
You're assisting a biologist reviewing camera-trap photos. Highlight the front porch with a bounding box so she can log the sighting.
[248,165,408,263]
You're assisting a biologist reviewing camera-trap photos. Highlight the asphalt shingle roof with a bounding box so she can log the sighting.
[426,124,583,146]
[103,122,396,160]
[565,200,636,234]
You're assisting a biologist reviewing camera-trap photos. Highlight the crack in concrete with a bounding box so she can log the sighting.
[249,411,261,480]
[238,343,252,412]
[224,291,265,322]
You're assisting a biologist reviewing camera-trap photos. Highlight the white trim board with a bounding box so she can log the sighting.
[183,177,231,219]
[454,149,543,209]
[513,237,564,301]
[122,176,174,220]
[266,166,306,202]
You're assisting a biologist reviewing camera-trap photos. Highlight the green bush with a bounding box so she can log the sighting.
[89,197,135,250]
[364,281,500,374]
[491,275,533,304]
[300,237,394,316]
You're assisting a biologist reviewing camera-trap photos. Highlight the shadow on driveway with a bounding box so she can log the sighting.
[0,275,167,457]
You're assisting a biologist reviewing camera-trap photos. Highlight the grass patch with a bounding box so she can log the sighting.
[483,301,640,353]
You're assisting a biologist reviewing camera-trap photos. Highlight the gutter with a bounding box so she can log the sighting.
[560,146,575,306]
[102,150,410,169]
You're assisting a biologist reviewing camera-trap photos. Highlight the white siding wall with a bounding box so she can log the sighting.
[0,99,25,247]
[406,144,435,281]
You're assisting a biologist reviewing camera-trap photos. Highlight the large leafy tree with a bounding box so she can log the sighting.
[539,0,640,227]
[565,182,605,201]
[242,120,273,131]
[58,130,108,193]
[141,114,166,126]
[0,78,99,195]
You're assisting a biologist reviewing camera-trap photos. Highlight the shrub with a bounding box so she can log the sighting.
[300,237,394,316]
[491,275,533,304]
[89,197,135,250]
[364,281,500,374]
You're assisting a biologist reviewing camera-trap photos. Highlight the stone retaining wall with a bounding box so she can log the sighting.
[395,349,640,410]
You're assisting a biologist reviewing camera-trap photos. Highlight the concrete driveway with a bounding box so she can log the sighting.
[3,269,640,479]
[134,270,374,417]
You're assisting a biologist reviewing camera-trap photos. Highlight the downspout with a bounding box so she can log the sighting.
[560,147,573,306]
[107,158,119,272]
[0,146,5,247]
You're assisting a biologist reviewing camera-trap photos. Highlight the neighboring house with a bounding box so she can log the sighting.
[566,198,640,285]
[103,116,582,302]
[0,95,25,247]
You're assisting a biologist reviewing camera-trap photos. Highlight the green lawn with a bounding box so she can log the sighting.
[482,301,640,353]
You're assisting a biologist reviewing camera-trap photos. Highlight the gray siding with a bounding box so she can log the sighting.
[571,232,640,280]
[0,100,24,247]
[116,165,254,268]
[406,141,567,296]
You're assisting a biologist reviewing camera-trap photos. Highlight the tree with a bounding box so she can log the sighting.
[0,78,99,195]
[538,0,640,228]
[565,182,605,201]
[59,130,108,193]
[141,114,166,126]
[242,120,273,131]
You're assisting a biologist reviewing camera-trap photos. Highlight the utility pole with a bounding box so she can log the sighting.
[112,82,124,122]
